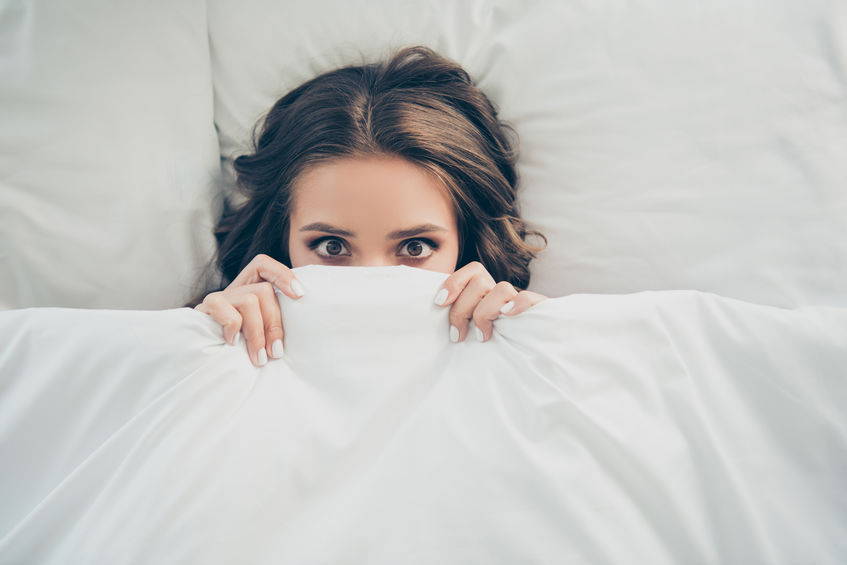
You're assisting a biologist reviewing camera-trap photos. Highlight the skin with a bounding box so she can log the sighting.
[195,154,548,367]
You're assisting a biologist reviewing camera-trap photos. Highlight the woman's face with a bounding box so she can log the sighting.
[288,154,460,273]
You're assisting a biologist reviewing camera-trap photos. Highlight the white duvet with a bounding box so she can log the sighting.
[0,265,845,564]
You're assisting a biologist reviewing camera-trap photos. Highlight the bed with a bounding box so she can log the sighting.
[1,1,845,563]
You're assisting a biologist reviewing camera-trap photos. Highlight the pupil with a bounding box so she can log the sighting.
[408,241,422,256]
[327,240,342,255]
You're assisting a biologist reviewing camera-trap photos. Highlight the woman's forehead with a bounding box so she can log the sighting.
[291,155,456,229]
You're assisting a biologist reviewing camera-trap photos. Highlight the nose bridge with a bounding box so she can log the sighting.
[356,254,395,267]
[353,236,397,267]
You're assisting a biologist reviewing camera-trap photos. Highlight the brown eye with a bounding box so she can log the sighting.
[398,238,438,260]
[311,237,350,258]
[407,240,423,256]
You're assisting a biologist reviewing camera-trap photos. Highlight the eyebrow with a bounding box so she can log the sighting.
[298,222,448,240]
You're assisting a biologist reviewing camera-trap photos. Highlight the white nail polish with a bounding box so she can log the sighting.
[271,339,284,358]
[434,288,448,306]
[474,324,484,342]
[291,279,306,298]
[449,325,459,342]
[257,348,268,366]
[500,301,515,314]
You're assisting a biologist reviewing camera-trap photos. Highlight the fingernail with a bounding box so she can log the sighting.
[290,279,306,298]
[474,324,484,342]
[434,288,448,306]
[257,348,268,366]
[500,301,515,314]
[449,325,459,343]
[231,332,240,346]
[271,339,284,359]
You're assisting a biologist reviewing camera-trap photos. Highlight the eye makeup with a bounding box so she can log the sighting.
[306,236,440,261]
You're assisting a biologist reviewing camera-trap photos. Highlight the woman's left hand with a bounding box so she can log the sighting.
[433,261,548,343]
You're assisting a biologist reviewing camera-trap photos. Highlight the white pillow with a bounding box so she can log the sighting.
[208,0,847,308]
[0,0,222,309]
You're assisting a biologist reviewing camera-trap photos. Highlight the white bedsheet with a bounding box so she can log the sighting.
[1,265,845,564]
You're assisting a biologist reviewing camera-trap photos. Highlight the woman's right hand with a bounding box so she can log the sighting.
[194,254,306,367]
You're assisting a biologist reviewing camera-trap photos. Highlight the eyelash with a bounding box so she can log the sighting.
[307,236,440,261]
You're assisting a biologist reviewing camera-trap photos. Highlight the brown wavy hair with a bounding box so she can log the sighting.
[185,45,546,307]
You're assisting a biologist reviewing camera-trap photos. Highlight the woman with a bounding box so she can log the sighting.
[188,45,549,368]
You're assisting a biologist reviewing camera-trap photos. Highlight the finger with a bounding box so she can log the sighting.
[226,282,286,360]
[433,261,494,308]
[448,273,496,342]
[198,293,243,345]
[499,290,549,317]
[255,255,306,301]
[252,282,286,360]
[231,293,267,367]
[227,253,270,287]
[472,281,519,342]
[227,253,306,301]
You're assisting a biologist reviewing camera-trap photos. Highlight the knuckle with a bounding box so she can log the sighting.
[496,281,516,293]
[246,330,265,344]
[258,255,273,270]
[449,311,471,325]
[257,281,274,295]
[265,324,284,335]
[473,278,494,293]
[241,293,259,307]
[478,309,497,323]
[223,315,241,328]
[258,254,282,272]
[261,271,282,287]
[204,290,222,303]
[205,294,228,309]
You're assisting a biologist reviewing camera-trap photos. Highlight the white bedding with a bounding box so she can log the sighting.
[1,264,845,564]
